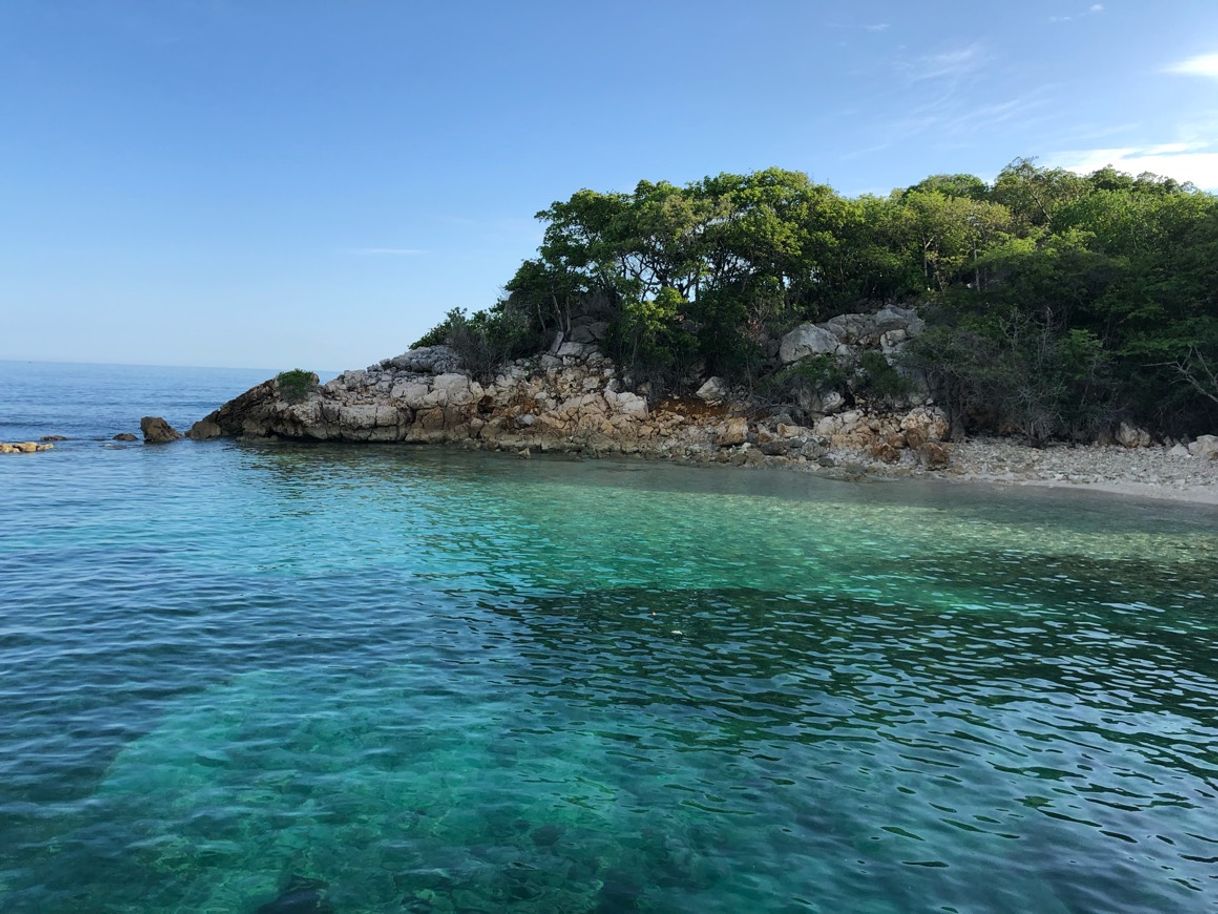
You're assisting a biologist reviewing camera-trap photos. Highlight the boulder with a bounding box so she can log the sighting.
[779,323,840,363]
[40,435,67,442]
[113,432,138,442]
[140,417,181,444]
[556,341,592,359]
[899,406,949,446]
[383,346,460,375]
[1168,443,1192,458]
[696,377,727,403]
[611,391,648,418]
[716,417,749,447]
[1188,434,1218,460]
[869,441,901,464]
[568,321,609,344]
[1115,421,1152,449]
[776,423,811,440]
[918,441,951,469]
[796,387,844,416]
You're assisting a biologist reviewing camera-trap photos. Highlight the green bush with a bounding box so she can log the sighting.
[763,354,846,394]
[856,350,912,402]
[276,369,317,404]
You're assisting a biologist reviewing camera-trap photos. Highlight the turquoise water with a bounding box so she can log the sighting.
[2,363,1218,913]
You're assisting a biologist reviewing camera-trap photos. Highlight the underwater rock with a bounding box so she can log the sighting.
[531,822,563,847]
[255,875,334,914]
[112,432,138,441]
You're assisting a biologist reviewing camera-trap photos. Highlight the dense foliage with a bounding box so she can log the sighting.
[416,160,1218,439]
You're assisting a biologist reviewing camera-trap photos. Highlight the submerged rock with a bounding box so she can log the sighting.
[140,416,182,444]
[112,432,138,442]
[255,875,334,914]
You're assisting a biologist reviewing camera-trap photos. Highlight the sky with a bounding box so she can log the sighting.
[3,1,1218,371]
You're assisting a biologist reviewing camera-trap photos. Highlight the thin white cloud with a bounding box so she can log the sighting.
[864,23,890,32]
[905,43,986,82]
[1049,141,1218,189]
[1165,52,1218,79]
[349,247,427,256]
[1050,4,1104,23]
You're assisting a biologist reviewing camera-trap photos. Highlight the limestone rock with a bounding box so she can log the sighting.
[696,377,727,403]
[716,417,749,447]
[779,324,840,363]
[919,441,951,469]
[1116,421,1152,448]
[383,346,460,375]
[869,441,901,464]
[1,441,48,454]
[140,416,182,444]
[900,406,949,446]
[1188,435,1218,460]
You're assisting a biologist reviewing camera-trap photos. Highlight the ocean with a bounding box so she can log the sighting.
[1,360,1217,913]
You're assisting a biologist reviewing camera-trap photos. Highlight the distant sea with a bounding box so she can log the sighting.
[0,360,325,441]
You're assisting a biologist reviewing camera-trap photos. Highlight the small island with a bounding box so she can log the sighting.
[192,161,1218,500]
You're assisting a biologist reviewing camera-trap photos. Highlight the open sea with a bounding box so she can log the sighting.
[2,359,1218,913]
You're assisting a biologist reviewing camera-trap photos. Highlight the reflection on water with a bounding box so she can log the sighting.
[2,442,1217,913]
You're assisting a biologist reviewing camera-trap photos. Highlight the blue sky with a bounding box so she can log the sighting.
[3,1,1217,370]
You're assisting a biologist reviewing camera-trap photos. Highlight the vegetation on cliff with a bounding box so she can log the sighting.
[416,159,1218,440]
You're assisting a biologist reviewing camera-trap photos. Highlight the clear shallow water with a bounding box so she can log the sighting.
[2,363,1218,913]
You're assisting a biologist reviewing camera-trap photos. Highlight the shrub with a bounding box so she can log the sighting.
[276,369,317,404]
[856,350,913,402]
[762,354,847,398]
[414,305,541,381]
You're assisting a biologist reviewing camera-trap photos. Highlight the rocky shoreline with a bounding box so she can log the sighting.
[182,309,1218,505]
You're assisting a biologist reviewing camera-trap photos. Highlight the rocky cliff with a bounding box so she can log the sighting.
[189,307,952,471]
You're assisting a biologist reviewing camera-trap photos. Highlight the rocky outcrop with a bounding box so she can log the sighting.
[779,305,924,363]
[113,433,138,442]
[141,416,182,444]
[190,328,955,475]
[1,441,54,454]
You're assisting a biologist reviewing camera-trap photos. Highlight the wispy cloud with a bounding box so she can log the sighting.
[843,87,1053,160]
[863,23,890,32]
[904,43,986,82]
[1164,52,1218,79]
[1048,141,1218,189]
[349,247,427,256]
[1050,3,1104,23]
